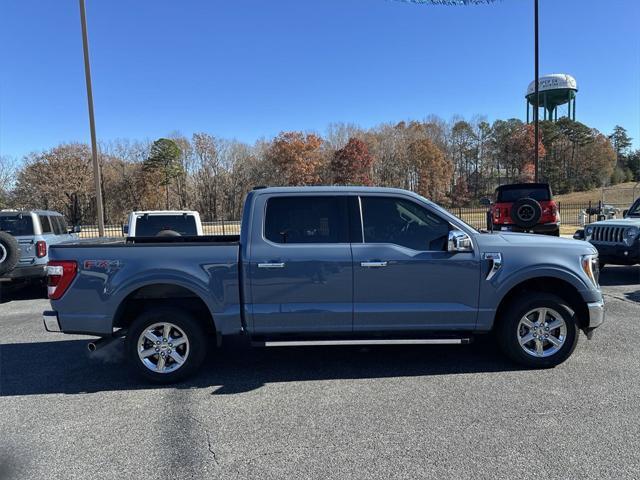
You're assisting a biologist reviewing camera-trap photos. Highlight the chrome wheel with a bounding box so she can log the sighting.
[137,322,190,373]
[517,307,567,358]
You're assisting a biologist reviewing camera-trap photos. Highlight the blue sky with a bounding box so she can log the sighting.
[1,0,638,160]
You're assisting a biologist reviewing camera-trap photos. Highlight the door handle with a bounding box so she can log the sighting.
[361,261,388,268]
[258,262,286,269]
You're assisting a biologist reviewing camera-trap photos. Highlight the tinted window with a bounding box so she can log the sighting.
[134,215,198,236]
[496,185,551,202]
[39,215,52,234]
[361,197,449,251]
[0,214,34,236]
[59,216,69,232]
[265,196,348,244]
[51,216,65,235]
[627,199,640,217]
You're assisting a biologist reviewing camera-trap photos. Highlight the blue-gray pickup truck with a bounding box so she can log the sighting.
[43,187,605,383]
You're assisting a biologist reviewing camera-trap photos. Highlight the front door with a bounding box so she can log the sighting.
[352,195,480,332]
[248,195,353,334]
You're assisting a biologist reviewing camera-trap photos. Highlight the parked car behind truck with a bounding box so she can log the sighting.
[43,187,604,383]
[574,197,640,268]
[0,210,79,287]
[123,210,203,237]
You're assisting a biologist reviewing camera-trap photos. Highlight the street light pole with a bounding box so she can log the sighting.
[79,0,105,236]
[533,0,539,183]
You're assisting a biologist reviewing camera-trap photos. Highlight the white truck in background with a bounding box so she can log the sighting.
[123,211,203,237]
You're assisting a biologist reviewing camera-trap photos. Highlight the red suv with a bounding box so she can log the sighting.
[486,183,560,236]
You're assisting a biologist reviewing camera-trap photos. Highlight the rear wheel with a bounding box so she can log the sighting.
[125,307,208,383]
[497,292,579,368]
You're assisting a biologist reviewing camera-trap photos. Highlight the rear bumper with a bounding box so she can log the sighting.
[0,264,47,282]
[43,310,61,333]
[493,222,560,234]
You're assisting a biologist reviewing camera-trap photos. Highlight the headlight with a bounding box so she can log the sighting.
[581,254,600,288]
[626,227,639,240]
[585,226,594,238]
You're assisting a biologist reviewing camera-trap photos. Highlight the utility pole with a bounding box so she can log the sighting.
[79,0,105,236]
[533,0,540,182]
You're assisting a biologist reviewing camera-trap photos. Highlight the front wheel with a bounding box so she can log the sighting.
[125,307,208,383]
[496,293,579,368]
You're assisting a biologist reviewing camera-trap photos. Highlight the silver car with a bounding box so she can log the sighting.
[0,210,80,286]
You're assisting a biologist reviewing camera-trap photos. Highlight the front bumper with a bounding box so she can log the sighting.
[590,242,640,265]
[43,310,61,333]
[586,299,605,329]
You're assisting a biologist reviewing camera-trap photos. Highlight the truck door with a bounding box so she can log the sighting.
[247,194,353,334]
[351,195,480,331]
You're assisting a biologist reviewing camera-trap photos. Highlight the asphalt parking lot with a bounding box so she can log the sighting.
[1,266,639,480]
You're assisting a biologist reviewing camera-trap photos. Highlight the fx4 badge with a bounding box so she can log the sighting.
[83,260,121,272]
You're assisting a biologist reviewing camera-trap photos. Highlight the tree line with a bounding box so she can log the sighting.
[1,117,635,225]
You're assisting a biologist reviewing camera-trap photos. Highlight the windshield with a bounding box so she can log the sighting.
[627,199,640,217]
[496,185,551,202]
[0,213,34,236]
[134,215,198,236]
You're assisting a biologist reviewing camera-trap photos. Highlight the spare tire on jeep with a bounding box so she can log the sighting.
[511,198,542,229]
[0,231,20,275]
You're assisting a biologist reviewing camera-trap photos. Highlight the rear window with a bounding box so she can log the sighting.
[496,185,551,203]
[51,216,66,235]
[0,214,35,236]
[134,215,198,236]
[39,215,52,233]
[264,196,348,244]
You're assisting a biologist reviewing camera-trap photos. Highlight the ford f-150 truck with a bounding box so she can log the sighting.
[43,187,605,383]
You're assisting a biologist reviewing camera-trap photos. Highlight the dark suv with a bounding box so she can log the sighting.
[486,183,560,236]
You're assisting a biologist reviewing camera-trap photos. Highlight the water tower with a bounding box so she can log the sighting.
[526,73,577,122]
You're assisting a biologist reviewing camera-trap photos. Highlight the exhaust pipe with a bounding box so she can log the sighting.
[87,336,120,352]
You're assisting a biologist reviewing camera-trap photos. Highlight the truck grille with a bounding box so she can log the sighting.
[591,225,627,244]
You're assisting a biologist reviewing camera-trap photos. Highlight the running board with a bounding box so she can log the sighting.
[252,338,472,347]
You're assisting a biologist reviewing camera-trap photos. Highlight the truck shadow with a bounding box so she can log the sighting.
[598,265,640,287]
[0,336,525,397]
[0,282,47,304]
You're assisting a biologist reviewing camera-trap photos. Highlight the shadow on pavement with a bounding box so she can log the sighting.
[0,335,524,397]
[0,282,47,304]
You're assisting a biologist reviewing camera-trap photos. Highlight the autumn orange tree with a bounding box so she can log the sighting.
[331,138,374,185]
[407,138,452,203]
[266,132,324,185]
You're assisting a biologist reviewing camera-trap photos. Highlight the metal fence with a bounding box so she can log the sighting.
[77,202,630,239]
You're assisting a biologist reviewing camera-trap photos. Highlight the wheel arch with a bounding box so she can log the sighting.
[113,283,217,337]
[493,276,590,332]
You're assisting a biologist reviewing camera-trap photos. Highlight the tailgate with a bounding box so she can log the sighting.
[15,236,37,265]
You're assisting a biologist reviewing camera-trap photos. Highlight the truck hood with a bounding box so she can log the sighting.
[587,217,640,227]
[475,231,597,255]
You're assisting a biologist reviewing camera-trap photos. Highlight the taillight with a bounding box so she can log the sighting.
[47,261,77,300]
[493,207,501,219]
[36,241,47,258]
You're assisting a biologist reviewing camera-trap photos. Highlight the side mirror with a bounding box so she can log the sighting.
[479,197,492,207]
[623,209,629,218]
[573,229,585,240]
[447,229,473,253]
[122,225,129,235]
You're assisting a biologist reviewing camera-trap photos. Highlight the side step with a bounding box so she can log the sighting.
[252,338,472,347]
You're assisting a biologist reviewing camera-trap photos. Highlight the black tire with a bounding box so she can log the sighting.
[496,292,579,368]
[156,230,181,237]
[510,198,542,229]
[0,231,20,276]
[125,307,208,384]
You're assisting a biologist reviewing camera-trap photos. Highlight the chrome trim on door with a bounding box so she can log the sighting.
[257,262,285,268]
[360,261,388,268]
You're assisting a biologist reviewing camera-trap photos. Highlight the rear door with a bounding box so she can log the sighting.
[351,194,480,332]
[0,213,37,265]
[247,194,354,334]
